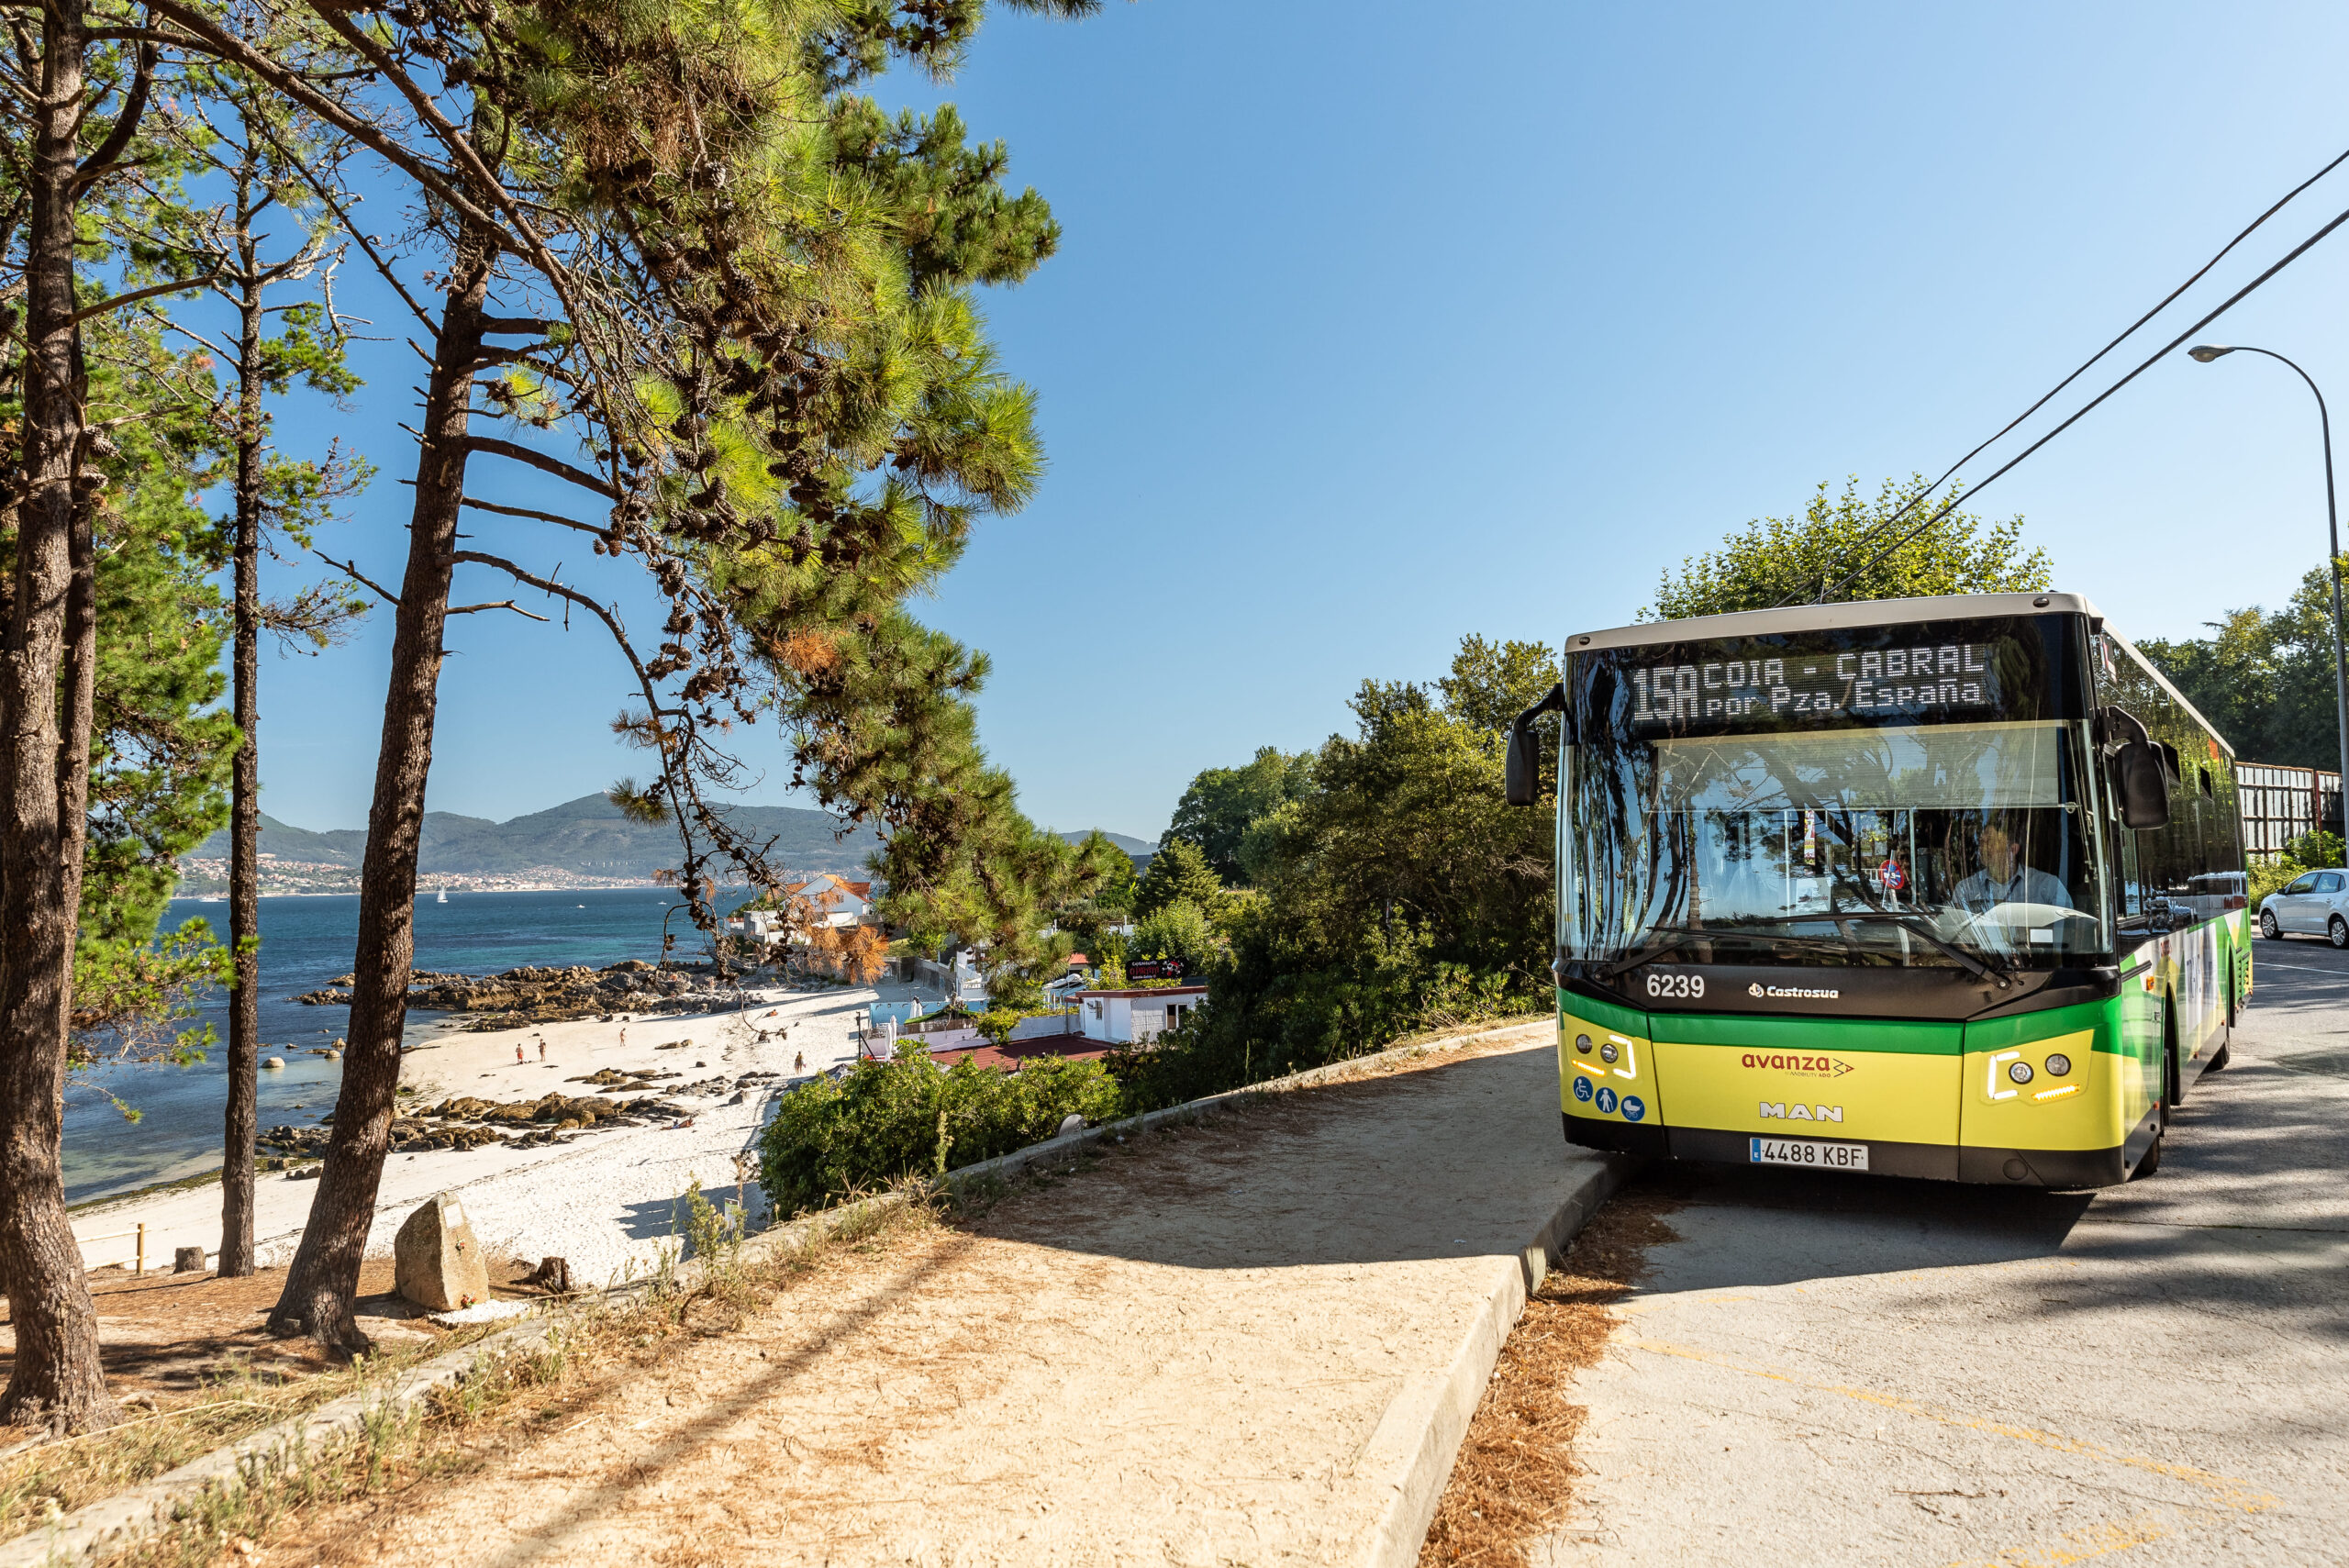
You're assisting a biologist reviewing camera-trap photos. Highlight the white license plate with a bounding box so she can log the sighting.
[1749,1136,1869,1171]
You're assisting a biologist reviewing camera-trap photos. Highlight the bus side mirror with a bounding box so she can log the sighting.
[1505,725,1537,806]
[1502,682,1569,808]
[2114,740,2172,829]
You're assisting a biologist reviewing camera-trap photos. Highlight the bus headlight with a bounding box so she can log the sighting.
[1575,1034,1592,1054]
[2007,1061,2034,1085]
[2043,1052,2072,1077]
[1599,1041,1620,1064]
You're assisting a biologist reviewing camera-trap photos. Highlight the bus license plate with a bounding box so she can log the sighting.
[1750,1136,1869,1171]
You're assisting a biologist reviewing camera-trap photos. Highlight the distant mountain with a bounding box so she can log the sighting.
[189,794,883,879]
[1059,828,1156,861]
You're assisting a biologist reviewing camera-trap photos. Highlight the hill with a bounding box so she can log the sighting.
[1059,828,1156,861]
[188,794,884,879]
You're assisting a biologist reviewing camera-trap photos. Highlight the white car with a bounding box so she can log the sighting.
[2259,869,2349,947]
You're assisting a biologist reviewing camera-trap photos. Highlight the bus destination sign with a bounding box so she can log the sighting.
[1629,639,2000,728]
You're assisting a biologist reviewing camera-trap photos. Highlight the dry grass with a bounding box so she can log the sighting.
[1418,1186,1683,1568]
[0,1321,501,1544]
[89,1190,936,1568]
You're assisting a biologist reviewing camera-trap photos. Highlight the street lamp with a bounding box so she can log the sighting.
[2188,343,2349,825]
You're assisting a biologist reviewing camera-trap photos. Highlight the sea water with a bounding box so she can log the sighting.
[63,886,703,1206]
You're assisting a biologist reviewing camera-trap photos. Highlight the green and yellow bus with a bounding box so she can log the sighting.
[1504,592,2248,1187]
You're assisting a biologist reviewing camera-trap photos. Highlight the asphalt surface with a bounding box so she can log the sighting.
[1539,938,2349,1567]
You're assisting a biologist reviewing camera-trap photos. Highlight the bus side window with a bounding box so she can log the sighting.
[2116,830,2146,923]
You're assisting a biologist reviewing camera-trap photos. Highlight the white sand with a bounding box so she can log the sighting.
[69,978,937,1293]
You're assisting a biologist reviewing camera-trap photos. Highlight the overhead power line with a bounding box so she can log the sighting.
[1776,141,2349,607]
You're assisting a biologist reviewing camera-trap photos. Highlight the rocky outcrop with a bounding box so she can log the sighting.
[255,1067,774,1163]
[293,959,753,1028]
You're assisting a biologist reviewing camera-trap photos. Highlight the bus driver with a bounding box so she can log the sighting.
[1952,823,2073,914]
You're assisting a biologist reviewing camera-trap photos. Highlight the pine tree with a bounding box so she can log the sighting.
[147,53,372,1279]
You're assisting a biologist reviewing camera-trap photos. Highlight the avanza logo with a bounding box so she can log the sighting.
[1759,1102,1843,1123]
[1740,1052,1854,1078]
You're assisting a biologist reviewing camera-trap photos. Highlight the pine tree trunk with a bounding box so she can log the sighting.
[265,220,493,1351]
[219,263,265,1279]
[0,0,115,1430]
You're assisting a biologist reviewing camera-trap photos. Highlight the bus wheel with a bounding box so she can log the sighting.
[2332,916,2349,951]
[2259,908,2282,940]
[2131,1133,2164,1179]
[2206,1040,2231,1072]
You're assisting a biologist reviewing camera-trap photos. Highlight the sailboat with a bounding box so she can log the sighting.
[436,888,448,904]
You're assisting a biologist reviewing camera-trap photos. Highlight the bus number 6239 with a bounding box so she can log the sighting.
[1645,972,1704,999]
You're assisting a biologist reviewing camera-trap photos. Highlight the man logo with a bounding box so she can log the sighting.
[1748,983,1765,997]
[1758,1102,1843,1123]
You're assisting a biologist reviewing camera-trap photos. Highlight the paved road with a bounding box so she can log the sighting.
[1540,940,2349,1568]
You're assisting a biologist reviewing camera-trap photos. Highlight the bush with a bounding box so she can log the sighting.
[757,1042,1121,1213]
[1129,897,1219,970]
[2287,829,2344,869]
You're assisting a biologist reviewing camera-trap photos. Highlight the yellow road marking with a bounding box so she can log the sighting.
[1948,1508,2181,1567]
[1627,1337,2276,1513]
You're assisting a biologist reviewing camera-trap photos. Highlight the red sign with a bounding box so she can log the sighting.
[1877,858,1907,893]
[1129,958,1186,981]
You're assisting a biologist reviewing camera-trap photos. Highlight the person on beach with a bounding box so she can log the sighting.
[537,1040,546,1062]
[516,1043,526,1064]
[619,1027,628,1047]
[794,1051,805,1073]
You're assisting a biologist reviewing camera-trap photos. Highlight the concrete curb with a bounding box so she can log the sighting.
[1357,1150,1634,1568]
[2,1014,1569,1567]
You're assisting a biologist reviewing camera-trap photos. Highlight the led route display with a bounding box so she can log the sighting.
[1630,639,2001,728]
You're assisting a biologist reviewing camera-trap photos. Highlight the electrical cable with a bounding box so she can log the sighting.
[1809,185,2349,606]
[1775,140,2349,607]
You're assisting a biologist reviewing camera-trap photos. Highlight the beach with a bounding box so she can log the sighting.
[68,977,934,1293]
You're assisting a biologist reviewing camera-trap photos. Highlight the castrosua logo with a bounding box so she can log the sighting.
[1746,982,1842,1001]
[1747,983,1764,997]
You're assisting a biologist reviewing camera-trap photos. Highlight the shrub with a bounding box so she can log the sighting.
[758,1042,1121,1213]
[2287,828,2344,869]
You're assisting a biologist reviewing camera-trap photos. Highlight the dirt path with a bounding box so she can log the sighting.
[247,1029,1613,1567]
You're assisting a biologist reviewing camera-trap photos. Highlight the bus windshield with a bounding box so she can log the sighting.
[1563,615,2110,970]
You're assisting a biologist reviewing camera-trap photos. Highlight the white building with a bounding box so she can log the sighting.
[725,873,875,946]
[1073,985,1208,1046]
[785,873,874,927]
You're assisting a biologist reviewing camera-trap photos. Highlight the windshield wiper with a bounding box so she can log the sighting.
[1713,911,2013,987]
[1595,923,1878,981]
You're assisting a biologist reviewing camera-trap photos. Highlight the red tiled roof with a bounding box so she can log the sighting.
[941,1038,1111,1073]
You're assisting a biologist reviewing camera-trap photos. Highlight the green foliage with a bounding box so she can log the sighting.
[1162,747,1313,884]
[829,100,1061,288]
[757,1043,1120,1212]
[2138,560,2348,770]
[1087,840,1139,916]
[2288,829,2344,869]
[1644,476,2053,620]
[1128,897,1219,970]
[60,316,239,1063]
[1133,838,1223,919]
[1128,636,1558,1095]
[679,1176,747,1268]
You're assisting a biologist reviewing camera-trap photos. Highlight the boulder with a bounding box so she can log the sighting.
[173,1246,205,1273]
[393,1192,491,1311]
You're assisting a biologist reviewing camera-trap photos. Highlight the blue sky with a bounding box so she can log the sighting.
[250,0,2349,842]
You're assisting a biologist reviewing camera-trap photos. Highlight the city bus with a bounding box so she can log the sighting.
[1504,591,2248,1187]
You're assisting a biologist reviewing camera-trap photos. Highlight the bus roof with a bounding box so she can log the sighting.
[1565,591,2103,652]
[1564,589,2239,758]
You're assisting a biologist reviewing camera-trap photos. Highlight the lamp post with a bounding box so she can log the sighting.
[2188,343,2349,826]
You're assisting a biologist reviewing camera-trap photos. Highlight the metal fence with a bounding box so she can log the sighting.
[2239,762,2343,859]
